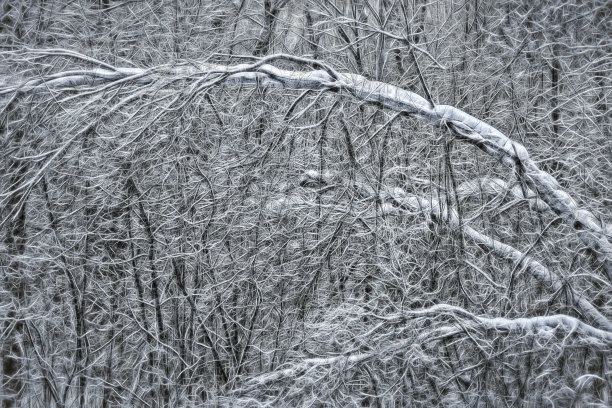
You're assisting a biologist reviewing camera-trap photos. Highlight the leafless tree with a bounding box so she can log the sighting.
[0,1,610,407]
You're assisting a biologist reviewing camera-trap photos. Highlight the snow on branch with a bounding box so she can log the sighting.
[378,185,612,333]
[235,304,611,397]
[378,304,612,344]
[284,171,611,332]
[456,177,549,212]
[2,48,610,279]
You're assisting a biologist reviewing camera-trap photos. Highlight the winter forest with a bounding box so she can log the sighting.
[0,0,610,407]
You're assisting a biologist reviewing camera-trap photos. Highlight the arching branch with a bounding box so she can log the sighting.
[1,49,610,280]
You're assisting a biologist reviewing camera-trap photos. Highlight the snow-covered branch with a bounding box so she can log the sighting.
[382,188,610,330]
[379,304,612,344]
[236,304,611,396]
[2,48,609,279]
[456,177,549,212]
[280,170,611,332]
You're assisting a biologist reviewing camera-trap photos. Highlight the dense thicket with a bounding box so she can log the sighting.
[0,1,610,407]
